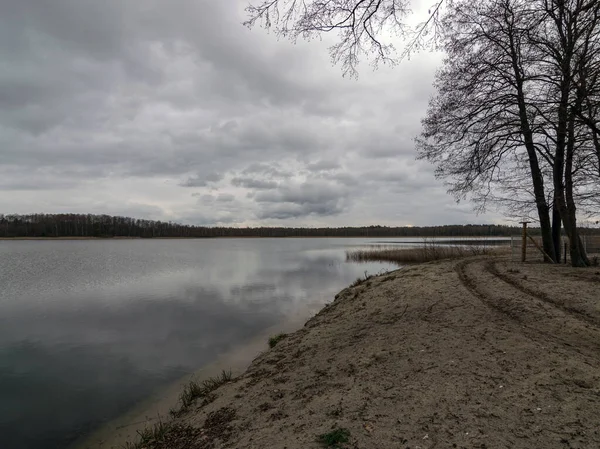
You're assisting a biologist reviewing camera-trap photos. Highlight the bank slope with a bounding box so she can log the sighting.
[125,257,600,449]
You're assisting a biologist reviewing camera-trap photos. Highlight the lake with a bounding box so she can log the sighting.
[0,238,402,449]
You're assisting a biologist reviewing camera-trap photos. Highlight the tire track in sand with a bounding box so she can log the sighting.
[485,260,600,329]
[456,258,600,362]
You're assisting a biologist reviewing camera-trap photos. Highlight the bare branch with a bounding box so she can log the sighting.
[245,0,438,76]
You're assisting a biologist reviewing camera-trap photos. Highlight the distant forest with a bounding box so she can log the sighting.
[1,213,596,239]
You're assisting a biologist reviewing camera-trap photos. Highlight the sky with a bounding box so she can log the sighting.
[0,0,506,227]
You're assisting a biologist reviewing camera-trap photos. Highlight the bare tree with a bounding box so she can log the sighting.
[247,0,600,265]
[416,0,600,265]
[416,0,559,261]
[528,0,600,266]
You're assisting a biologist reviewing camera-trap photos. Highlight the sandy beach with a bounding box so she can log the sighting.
[87,256,600,449]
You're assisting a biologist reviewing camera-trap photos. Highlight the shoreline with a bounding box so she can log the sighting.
[0,236,515,240]
[72,310,323,449]
[80,256,600,448]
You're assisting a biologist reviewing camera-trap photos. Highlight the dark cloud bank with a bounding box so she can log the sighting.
[0,0,503,226]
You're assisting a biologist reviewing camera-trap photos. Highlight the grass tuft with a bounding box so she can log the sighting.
[349,270,373,288]
[123,422,207,449]
[317,428,351,447]
[122,417,172,449]
[171,370,233,416]
[268,333,288,348]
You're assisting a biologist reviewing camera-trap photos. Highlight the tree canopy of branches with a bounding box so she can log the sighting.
[246,0,600,266]
[416,0,559,262]
[416,0,600,266]
[245,0,445,76]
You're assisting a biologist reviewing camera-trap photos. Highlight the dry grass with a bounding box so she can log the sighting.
[170,370,233,417]
[346,243,506,265]
[268,333,288,348]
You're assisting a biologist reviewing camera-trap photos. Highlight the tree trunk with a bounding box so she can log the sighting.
[565,143,590,266]
[552,205,562,263]
[561,207,589,267]
[508,26,556,263]
[564,77,590,266]
[549,0,590,268]
[531,173,555,263]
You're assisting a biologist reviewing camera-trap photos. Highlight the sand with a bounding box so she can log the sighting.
[93,256,600,449]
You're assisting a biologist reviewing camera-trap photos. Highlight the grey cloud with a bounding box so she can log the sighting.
[330,172,356,186]
[328,167,434,193]
[231,177,278,190]
[0,0,497,226]
[0,0,331,174]
[365,167,436,189]
[241,163,293,178]
[177,211,242,226]
[252,180,350,219]
[306,160,340,171]
[216,194,235,203]
[198,194,216,203]
[181,178,211,188]
[254,182,346,206]
[180,172,223,187]
[0,167,82,191]
[256,202,345,220]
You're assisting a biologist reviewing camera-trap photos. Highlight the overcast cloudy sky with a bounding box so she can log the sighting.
[0,0,505,226]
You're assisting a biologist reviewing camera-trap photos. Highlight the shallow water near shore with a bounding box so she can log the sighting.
[0,237,403,449]
[72,314,313,449]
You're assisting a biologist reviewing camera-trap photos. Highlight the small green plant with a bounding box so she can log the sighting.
[123,423,203,449]
[172,370,233,416]
[317,428,351,447]
[350,278,363,287]
[268,333,287,348]
[122,417,171,449]
[350,277,364,287]
[136,419,170,445]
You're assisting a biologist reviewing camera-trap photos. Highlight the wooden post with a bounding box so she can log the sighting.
[520,221,530,262]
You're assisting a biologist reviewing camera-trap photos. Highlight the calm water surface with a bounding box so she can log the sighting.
[0,238,399,449]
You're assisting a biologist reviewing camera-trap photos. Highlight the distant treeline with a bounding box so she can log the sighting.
[1,213,597,239]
